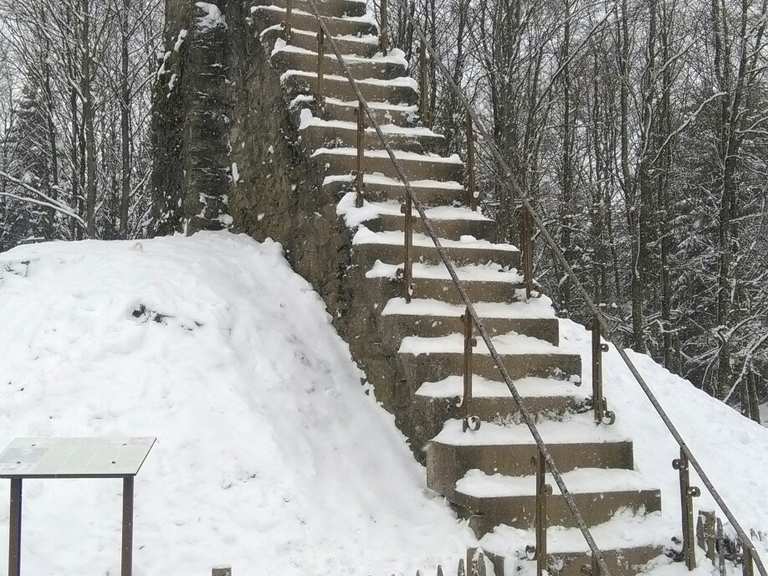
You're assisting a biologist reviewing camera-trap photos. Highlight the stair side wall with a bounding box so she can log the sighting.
[151,0,421,447]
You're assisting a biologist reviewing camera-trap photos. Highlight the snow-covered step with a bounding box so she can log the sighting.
[299,114,443,153]
[252,5,377,37]
[352,227,519,269]
[416,375,584,401]
[454,468,661,534]
[365,261,525,304]
[325,174,462,205]
[480,513,668,576]
[271,43,407,81]
[283,70,418,106]
[427,415,634,496]
[409,376,587,447]
[312,147,463,181]
[399,332,581,383]
[261,25,379,58]
[337,195,494,239]
[265,0,367,18]
[313,97,420,125]
[380,297,559,344]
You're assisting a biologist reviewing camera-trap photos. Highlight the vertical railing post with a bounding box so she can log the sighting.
[466,111,477,211]
[519,206,534,299]
[673,448,701,570]
[534,449,552,576]
[591,314,613,424]
[284,0,292,40]
[379,0,390,52]
[743,540,755,576]
[461,308,478,432]
[355,102,365,208]
[316,28,325,111]
[402,193,413,302]
[419,41,430,126]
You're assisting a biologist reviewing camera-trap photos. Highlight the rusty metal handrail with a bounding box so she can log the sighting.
[405,19,768,576]
[299,2,614,574]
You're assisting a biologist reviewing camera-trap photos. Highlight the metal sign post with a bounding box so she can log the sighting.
[0,437,156,576]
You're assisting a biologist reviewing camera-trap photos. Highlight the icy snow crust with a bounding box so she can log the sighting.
[0,233,473,575]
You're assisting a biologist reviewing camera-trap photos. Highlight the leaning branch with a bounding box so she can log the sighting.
[0,172,86,228]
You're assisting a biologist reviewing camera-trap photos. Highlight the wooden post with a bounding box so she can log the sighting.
[355,102,365,207]
[8,479,21,576]
[316,28,325,110]
[284,0,292,40]
[465,111,476,211]
[121,477,134,576]
[212,568,232,576]
[379,0,390,52]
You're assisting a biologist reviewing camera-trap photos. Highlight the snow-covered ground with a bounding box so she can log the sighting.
[0,232,766,576]
[556,321,768,567]
[0,233,473,576]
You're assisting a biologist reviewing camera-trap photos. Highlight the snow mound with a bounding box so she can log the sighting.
[0,232,472,576]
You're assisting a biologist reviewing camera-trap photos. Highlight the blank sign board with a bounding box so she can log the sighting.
[0,437,156,479]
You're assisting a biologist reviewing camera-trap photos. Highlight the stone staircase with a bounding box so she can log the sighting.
[250,1,667,574]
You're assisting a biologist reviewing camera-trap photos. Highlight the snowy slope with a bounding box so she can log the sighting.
[0,233,473,576]
[1,232,766,576]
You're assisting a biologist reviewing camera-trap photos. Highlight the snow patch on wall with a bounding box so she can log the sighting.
[195,2,227,31]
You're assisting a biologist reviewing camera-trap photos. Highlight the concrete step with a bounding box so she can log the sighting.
[546,545,664,576]
[318,98,419,125]
[352,229,519,269]
[455,468,661,535]
[364,263,524,305]
[380,298,559,344]
[272,48,407,81]
[398,333,581,384]
[484,545,665,576]
[374,209,492,240]
[264,0,368,18]
[426,417,634,497]
[312,147,462,181]
[480,514,669,576]
[325,175,463,205]
[409,376,586,445]
[336,195,490,238]
[283,71,418,105]
[252,5,377,36]
[261,26,378,58]
[300,121,443,153]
